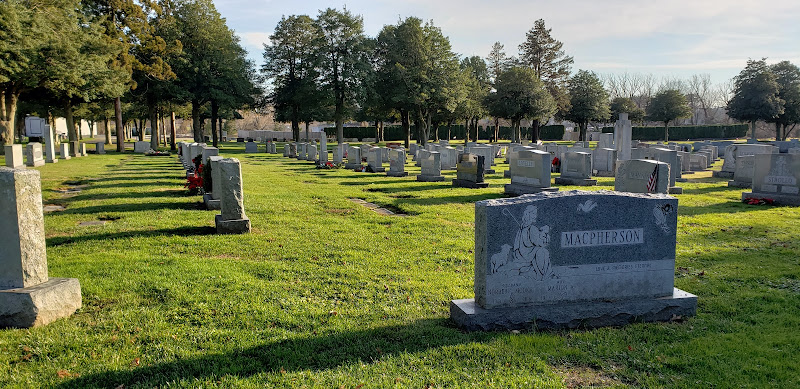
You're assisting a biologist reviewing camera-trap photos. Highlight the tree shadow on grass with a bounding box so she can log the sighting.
[47,226,216,247]
[678,201,776,216]
[680,185,743,195]
[55,319,499,388]
[63,189,187,202]
[396,192,504,207]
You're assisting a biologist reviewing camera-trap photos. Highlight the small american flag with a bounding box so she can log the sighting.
[646,165,659,193]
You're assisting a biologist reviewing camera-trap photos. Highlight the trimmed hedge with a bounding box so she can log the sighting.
[324,124,566,141]
[600,124,748,141]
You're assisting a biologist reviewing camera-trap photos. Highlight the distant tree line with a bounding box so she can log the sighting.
[0,0,261,149]
[264,10,800,143]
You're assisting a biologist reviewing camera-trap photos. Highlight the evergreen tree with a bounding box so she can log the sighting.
[647,89,692,141]
[565,70,610,141]
[727,59,784,141]
[768,61,800,140]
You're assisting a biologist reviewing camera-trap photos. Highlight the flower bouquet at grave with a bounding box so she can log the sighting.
[145,150,171,156]
[185,163,205,195]
[316,161,340,169]
[743,197,776,206]
[551,156,560,173]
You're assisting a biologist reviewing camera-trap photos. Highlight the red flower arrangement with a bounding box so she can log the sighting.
[185,163,205,195]
[743,197,775,206]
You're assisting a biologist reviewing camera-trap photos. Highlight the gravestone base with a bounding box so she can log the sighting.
[503,183,559,196]
[668,187,683,194]
[742,192,800,206]
[0,278,82,328]
[386,171,408,177]
[203,194,221,210]
[450,288,697,331]
[215,215,251,234]
[416,174,445,182]
[27,160,45,168]
[594,170,615,177]
[712,171,734,179]
[344,163,362,170]
[727,180,751,188]
[367,166,385,173]
[452,179,488,189]
[554,177,597,186]
[676,178,688,183]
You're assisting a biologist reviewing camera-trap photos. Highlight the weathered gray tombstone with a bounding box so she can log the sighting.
[367,148,385,172]
[593,148,617,177]
[439,146,458,170]
[245,141,258,153]
[614,113,632,161]
[24,143,45,167]
[202,146,219,164]
[471,146,496,174]
[416,150,445,182]
[555,151,596,186]
[68,141,81,158]
[689,154,707,171]
[0,167,82,328]
[282,143,289,157]
[504,145,535,178]
[288,143,298,158]
[298,143,308,160]
[504,150,558,196]
[203,156,224,210]
[651,148,683,194]
[728,155,755,188]
[789,148,800,155]
[453,153,488,188]
[307,144,318,163]
[59,143,71,161]
[134,141,150,154]
[215,158,251,234]
[387,148,408,177]
[4,145,25,168]
[79,143,87,156]
[450,190,696,330]
[742,153,800,205]
[43,127,58,163]
[614,159,670,194]
[333,144,344,164]
[318,137,328,162]
[597,133,614,150]
[345,146,362,170]
[95,142,105,155]
[715,144,777,178]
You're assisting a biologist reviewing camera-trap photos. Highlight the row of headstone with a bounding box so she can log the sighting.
[4,140,90,169]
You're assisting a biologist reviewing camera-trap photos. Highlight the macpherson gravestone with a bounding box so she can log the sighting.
[0,167,82,327]
[450,190,696,330]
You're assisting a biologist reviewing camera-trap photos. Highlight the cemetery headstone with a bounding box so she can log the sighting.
[4,145,24,168]
[387,148,408,177]
[367,148,385,172]
[728,155,755,188]
[504,150,558,196]
[134,141,150,154]
[25,143,45,167]
[614,113,632,161]
[715,144,777,178]
[593,148,617,177]
[59,143,71,161]
[742,153,800,206]
[452,153,489,188]
[203,156,224,210]
[450,190,696,330]
[245,141,258,153]
[554,151,596,186]
[345,146,362,170]
[94,142,105,155]
[0,167,82,327]
[416,150,445,182]
[215,158,251,233]
[43,127,58,163]
[614,159,670,194]
[307,144,318,163]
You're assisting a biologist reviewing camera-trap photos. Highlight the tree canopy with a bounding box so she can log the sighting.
[565,70,609,141]
[727,58,784,140]
[647,89,692,141]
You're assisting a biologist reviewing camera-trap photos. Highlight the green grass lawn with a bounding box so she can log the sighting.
[0,142,798,388]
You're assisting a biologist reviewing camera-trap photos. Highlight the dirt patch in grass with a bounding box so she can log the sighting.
[553,365,626,388]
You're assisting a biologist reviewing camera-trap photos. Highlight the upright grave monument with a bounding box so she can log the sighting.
[742,153,800,206]
[554,151,596,186]
[450,190,696,330]
[387,148,408,177]
[25,143,45,167]
[417,150,445,182]
[452,153,489,188]
[4,145,24,168]
[614,160,670,194]
[203,156,224,210]
[215,158,251,234]
[1,167,82,328]
[614,113,633,161]
[504,149,558,196]
[728,155,755,188]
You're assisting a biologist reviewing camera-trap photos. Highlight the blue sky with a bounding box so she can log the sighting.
[215,0,800,85]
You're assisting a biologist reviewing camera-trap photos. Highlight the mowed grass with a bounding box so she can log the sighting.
[0,141,798,388]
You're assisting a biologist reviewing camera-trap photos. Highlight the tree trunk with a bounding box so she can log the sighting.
[103,118,111,145]
[579,122,587,142]
[148,96,159,150]
[775,122,781,141]
[750,120,757,141]
[191,101,202,142]
[664,121,670,142]
[305,121,310,142]
[211,100,219,148]
[335,100,344,144]
[291,105,300,141]
[532,119,540,142]
[401,110,410,149]
[170,112,176,151]
[1,89,20,146]
[218,117,223,143]
[65,103,77,142]
[115,98,124,152]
